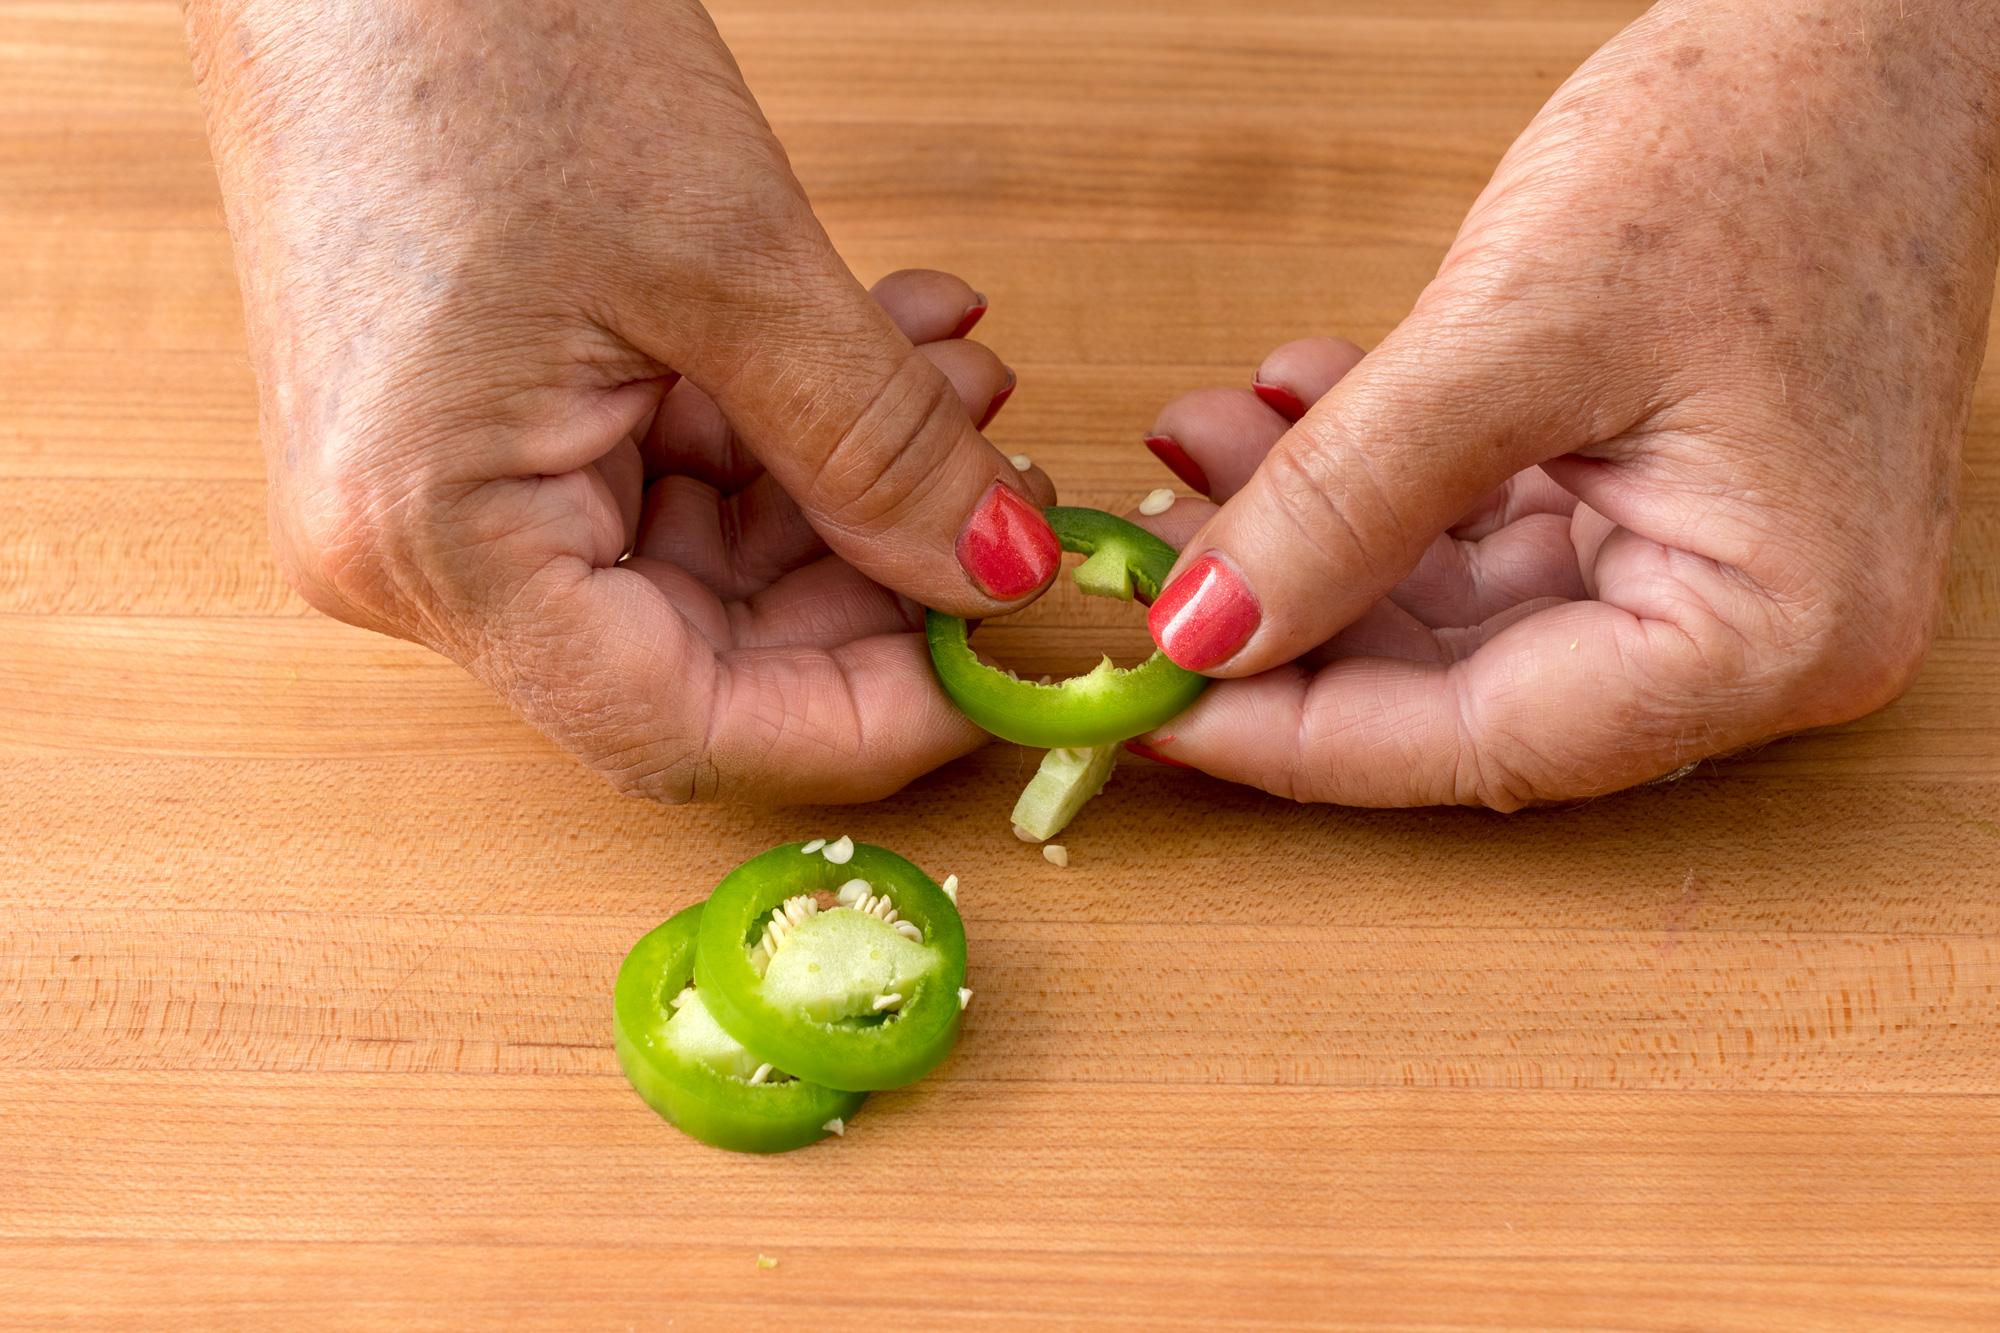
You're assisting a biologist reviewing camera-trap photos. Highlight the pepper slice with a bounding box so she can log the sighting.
[613,903,864,1153]
[925,506,1209,748]
[694,841,967,1092]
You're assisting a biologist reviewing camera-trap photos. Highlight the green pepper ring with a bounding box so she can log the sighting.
[613,903,865,1153]
[695,842,967,1092]
[925,505,1209,748]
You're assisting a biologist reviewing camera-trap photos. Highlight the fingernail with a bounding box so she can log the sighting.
[1148,553,1261,670]
[948,294,988,341]
[1143,434,1210,495]
[1253,380,1306,422]
[957,481,1059,599]
[1124,738,1194,769]
[976,371,1015,431]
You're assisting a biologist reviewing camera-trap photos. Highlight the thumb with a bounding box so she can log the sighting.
[661,225,1058,617]
[1146,316,1600,675]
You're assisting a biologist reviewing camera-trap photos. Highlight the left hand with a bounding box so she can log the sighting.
[183,0,1056,803]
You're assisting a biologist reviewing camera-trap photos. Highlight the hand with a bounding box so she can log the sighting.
[183,0,1058,802]
[1129,0,2000,809]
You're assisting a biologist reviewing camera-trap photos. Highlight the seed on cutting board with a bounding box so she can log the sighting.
[1043,844,1069,867]
[941,874,959,905]
[822,1118,845,1137]
[958,987,973,1010]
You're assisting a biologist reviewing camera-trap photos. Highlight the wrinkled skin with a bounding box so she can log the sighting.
[1133,0,2000,809]
[184,0,1054,803]
[192,0,2000,812]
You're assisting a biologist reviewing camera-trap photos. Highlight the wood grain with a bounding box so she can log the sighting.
[4,0,1999,1327]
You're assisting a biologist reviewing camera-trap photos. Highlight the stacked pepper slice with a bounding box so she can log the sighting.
[613,840,968,1153]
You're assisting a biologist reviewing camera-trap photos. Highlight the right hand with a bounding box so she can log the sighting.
[1129,0,2000,809]
[184,0,1057,802]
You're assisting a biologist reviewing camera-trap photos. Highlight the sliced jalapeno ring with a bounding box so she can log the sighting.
[695,842,968,1092]
[613,903,864,1154]
[925,505,1209,749]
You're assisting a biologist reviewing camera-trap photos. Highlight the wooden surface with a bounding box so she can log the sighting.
[5,1,2000,1327]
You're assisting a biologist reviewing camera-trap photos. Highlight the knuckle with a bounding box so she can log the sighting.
[871,266,966,305]
[497,631,722,806]
[1787,572,1940,722]
[806,355,969,535]
[1162,385,1248,427]
[1762,496,1948,725]
[278,427,573,647]
[1446,640,1680,811]
[1450,707,1544,813]
[599,748,709,805]
[268,518,347,621]
[1255,433,1401,584]
[269,464,398,625]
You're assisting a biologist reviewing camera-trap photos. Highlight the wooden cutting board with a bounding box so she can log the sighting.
[3,1,1997,1326]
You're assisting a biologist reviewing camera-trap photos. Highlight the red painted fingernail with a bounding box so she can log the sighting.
[947,294,988,341]
[957,481,1059,599]
[1143,434,1210,495]
[1148,554,1261,670]
[1124,738,1194,769]
[1253,380,1307,422]
[976,372,1015,431]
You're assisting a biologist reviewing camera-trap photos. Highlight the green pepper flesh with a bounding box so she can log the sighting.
[760,908,941,1023]
[1011,742,1119,841]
